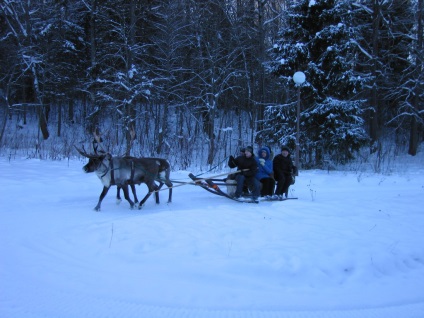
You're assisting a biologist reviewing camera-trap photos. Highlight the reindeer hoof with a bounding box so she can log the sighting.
[116,198,122,205]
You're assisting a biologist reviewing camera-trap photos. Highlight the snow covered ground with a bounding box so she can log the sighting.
[1,157,424,318]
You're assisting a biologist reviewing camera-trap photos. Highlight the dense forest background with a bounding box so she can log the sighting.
[0,0,423,171]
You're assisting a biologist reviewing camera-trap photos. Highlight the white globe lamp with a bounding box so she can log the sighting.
[293,71,306,85]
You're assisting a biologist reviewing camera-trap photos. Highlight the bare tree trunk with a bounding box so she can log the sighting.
[21,1,50,140]
[124,0,136,157]
[255,0,266,141]
[38,107,49,140]
[203,106,216,165]
[238,111,242,149]
[0,77,13,145]
[124,106,134,157]
[88,0,98,133]
[156,99,169,155]
[68,99,74,123]
[57,103,62,137]
[409,117,418,155]
[0,99,9,146]
[369,0,381,151]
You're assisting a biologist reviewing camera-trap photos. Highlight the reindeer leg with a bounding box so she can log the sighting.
[95,186,110,211]
[138,182,157,209]
[155,182,163,204]
[116,186,122,205]
[166,180,173,203]
[130,184,139,207]
[122,184,135,209]
[137,192,152,209]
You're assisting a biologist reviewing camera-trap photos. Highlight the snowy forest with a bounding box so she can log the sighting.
[0,0,423,171]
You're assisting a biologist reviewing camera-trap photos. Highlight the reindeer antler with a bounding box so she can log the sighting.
[93,129,102,144]
[74,145,101,159]
[92,129,107,154]
[130,126,136,142]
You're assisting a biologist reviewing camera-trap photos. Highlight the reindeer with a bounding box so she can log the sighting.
[116,157,173,206]
[75,146,164,211]
[85,129,172,209]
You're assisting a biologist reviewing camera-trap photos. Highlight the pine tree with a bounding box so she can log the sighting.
[351,0,415,153]
[264,0,368,167]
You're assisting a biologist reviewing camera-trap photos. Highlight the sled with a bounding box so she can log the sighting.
[188,173,297,203]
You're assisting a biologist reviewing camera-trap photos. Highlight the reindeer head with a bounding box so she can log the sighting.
[75,145,111,173]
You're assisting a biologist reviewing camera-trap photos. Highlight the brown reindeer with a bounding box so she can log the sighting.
[76,146,164,211]
[88,130,172,209]
[116,157,173,206]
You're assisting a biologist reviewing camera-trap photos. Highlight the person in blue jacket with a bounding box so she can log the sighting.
[255,146,275,197]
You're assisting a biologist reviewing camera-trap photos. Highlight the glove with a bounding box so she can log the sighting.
[259,158,265,166]
[229,155,236,167]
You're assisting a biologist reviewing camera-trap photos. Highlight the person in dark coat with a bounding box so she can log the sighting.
[228,146,260,201]
[255,146,275,197]
[273,146,295,198]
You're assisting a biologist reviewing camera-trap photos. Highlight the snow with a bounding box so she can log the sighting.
[1,158,424,318]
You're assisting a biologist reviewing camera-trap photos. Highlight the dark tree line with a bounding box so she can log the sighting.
[0,0,423,169]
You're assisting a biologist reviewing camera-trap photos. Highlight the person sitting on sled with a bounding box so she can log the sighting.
[228,146,260,202]
[273,145,296,199]
[255,146,275,198]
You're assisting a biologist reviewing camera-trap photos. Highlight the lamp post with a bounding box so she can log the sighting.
[292,71,305,175]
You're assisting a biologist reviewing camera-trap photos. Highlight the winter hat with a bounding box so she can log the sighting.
[245,146,254,154]
[281,145,290,153]
[258,147,270,157]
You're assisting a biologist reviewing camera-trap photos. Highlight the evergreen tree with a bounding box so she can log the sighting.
[405,0,424,156]
[350,0,415,155]
[264,0,368,167]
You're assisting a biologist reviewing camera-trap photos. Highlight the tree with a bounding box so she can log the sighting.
[397,0,424,156]
[1,0,421,165]
[1,0,55,140]
[407,0,424,155]
[147,0,194,155]
[265,0,368,166]
[84,0,155,155]
[189,0,246,165]
[351,0,415,153]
